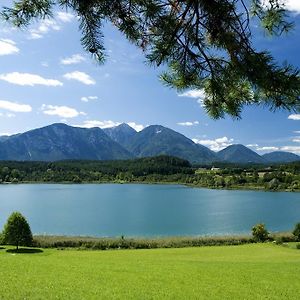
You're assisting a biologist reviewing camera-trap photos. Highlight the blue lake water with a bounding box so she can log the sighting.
[0,184,299,237]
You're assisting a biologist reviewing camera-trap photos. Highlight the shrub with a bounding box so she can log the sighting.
[2,212,33,250]
[252,223,269,242]
[271,233,295,244]
[292,223,300,241]
[274,236,291,244]
[296,244,300,250]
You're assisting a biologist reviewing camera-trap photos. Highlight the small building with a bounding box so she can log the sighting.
[211,167,221,171]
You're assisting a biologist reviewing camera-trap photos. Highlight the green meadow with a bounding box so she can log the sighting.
[0,243,299,299]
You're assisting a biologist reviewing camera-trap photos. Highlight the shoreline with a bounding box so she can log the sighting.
[1,180,299,193]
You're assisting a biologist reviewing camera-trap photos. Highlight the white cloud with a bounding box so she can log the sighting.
[6,113,16,118]
[61,54,86,65]
[262,0,300,13]
[288,114,300,120]
[74,120,144,131]
[177,121,199,126]
[0,112,16,118]
[253,143,300,154]
[256,146,279,151]
[56,12,75,23]
[0,132,14,136]
[63,71,96,85]
[81,97,88,102]
[81,96,98,102]
[41,104,85,118]
[41,61,49,67]
[0,26,17,34]
[247,144,259,148]
[0,72,63,86]
[39,19,60,32]
[74,120,121,129]
[293,131,300,134]
[179,90,205,98]
[178,89,205,106]
[280,146,300,154]
[127,122,144,132]
[27,11,75,39]
[29,32,43,40]
[0,100,32,112]
[292,137,300,143]
[193,136,234,152]
[29,19,60,39]
[0,39,19,56]
[285,0,300,13]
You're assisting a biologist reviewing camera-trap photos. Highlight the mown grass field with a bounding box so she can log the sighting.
[0,243,299,299]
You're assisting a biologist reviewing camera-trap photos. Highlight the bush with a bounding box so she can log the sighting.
[292,223,300,241]
[252,223,269,242]
[296,244,300,250]
[2,212,33,250]
[270,232,295,244]
[273,236,293,244]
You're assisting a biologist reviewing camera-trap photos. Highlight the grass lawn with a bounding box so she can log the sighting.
[0,243,299,299]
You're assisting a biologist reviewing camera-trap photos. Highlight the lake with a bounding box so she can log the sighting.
[0,184,299,237]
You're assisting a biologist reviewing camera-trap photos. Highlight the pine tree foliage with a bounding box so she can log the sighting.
[2,0,300,118]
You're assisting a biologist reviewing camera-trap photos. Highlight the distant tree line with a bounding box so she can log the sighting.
[0,156,192,183]
[0,156,299,191]
[192,166,300,191]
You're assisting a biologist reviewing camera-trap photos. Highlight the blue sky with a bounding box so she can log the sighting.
[0,0,300,154]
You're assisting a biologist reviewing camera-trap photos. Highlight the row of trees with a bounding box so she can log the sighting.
[191,170,300,190]
[0,156,193,183]
[0,159,299,191]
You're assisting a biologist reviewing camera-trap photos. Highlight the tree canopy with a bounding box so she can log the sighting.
[2,212,33,250]
[2,0,300,118]
[252,223,269,242]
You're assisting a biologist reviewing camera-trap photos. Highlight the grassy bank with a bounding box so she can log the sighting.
[33,235,254,250]
[31,233,296,250]
[0,243,299,299]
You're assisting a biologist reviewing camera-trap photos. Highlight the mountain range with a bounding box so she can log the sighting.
[0,123,132,161]
[0,123,299,164]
